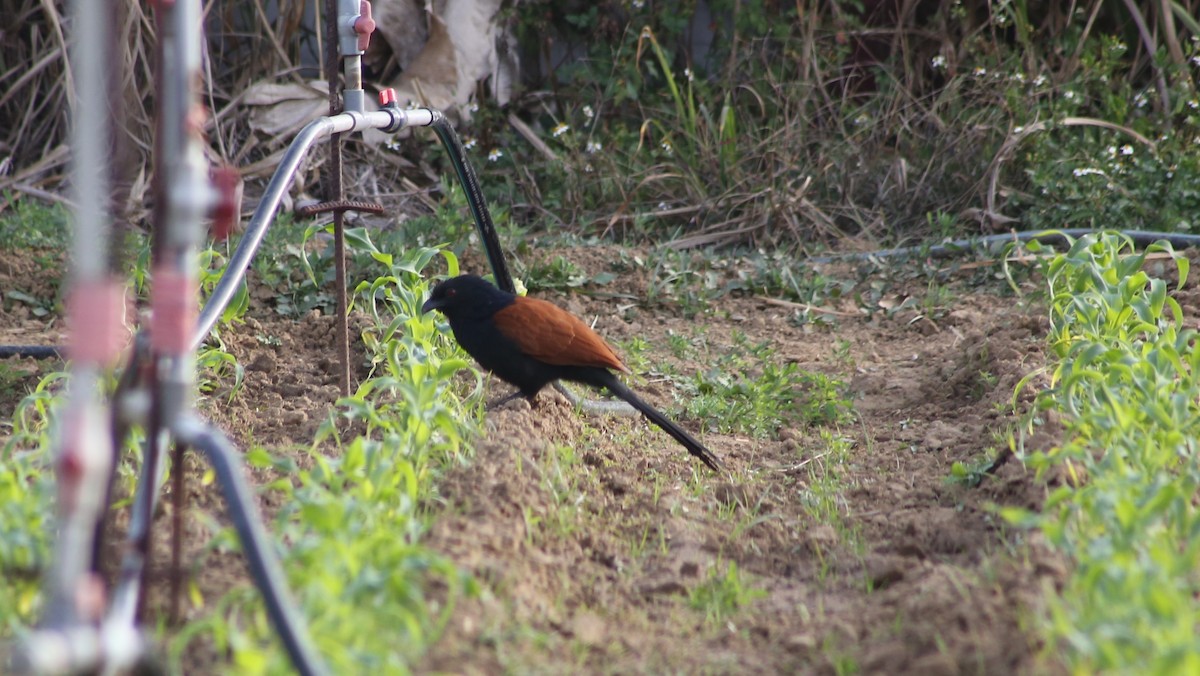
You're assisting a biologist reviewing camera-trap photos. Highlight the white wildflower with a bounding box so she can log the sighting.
[586,140,602,154]
[973,66,987,77]
[684,67,694,82]
[1073,167,1104,177]
[1121,144,1134,156]
[583,105,594,120]
[552,122,570,138]
[931,55,947,70]
[463,136,478,150]
[660,140,673,155]
[487,148,504,162]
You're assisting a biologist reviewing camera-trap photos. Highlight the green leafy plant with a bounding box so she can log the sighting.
[0,370,67,634]
[174,229,483,673]
[1005,231,1200,672]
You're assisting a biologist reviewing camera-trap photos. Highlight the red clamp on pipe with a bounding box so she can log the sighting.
[379,88,397,108]
[354,0,375,52]
[209,166,243,241]
[66,281,130,365]
[150,266,197,355]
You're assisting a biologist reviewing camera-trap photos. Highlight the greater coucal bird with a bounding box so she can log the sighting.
[422,274,723,471]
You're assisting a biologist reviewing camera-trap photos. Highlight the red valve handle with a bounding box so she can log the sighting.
[353,0,375,52]
[379,88,397,107]
[209,166,243,241]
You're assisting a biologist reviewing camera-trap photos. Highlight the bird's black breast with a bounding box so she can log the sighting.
[448,314,561,397]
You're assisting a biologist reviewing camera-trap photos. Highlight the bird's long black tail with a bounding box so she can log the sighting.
[597,373,724,472]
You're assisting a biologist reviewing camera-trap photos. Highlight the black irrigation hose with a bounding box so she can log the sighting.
[0,345,62,359]
[428,112,515,294]
[807,228,1200,263]
[174,418,328,676]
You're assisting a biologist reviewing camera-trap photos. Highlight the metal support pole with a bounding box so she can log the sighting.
[325,0,350,397]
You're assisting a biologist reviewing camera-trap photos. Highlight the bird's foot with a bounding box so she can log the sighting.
[485,391,529,411]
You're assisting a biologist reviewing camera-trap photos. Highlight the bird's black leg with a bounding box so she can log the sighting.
[485,390,525,410]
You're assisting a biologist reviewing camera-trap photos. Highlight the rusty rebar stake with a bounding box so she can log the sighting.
[324,0,351,398]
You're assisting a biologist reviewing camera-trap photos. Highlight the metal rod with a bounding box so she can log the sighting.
[38,0,119,631]
[143,0,208,624]
[170,442,185,623]
[325,0,351,397]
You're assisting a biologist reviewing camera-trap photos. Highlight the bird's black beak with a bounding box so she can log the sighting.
[421,297,442,314]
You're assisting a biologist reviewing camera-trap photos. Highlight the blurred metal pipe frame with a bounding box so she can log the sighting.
[191,107,430,348]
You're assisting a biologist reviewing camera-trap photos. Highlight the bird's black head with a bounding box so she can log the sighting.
[421,274,515,320]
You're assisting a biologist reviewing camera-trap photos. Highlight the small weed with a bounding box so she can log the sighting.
[620,336,652,373]
[687,561,764,626]
[523,255,616,292]
[0,199,69,250]
[666,332,690,360]
[947,448,1004,488]
[4,290,55,318]
[680,335,854,438]
[0,362,35,400]
[646,249,724,317]
[196,346,245,402]
[797,431,862,556]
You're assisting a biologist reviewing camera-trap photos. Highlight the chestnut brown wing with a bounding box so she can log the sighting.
[492,296,630,373]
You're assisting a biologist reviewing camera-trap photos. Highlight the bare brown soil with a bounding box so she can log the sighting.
[414,248,1063,675]
[1,243,1067,674]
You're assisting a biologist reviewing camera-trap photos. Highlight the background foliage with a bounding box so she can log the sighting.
[2,0,1198,247]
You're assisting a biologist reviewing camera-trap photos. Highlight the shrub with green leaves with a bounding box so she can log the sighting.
[463,2,1200,249]
[1008,231,1200,672]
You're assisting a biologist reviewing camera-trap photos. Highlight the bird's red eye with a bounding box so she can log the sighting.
[447,289,457,297]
